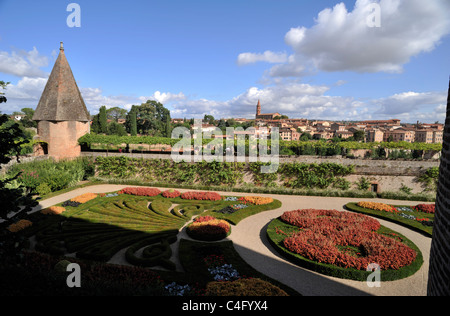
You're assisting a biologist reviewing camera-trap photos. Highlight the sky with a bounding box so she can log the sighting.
[0,0,449,123]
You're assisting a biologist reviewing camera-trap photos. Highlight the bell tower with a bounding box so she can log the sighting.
[32,42,90,160]
[256,100,261,117]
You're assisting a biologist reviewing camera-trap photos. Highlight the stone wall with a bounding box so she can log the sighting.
[81,151,439,176]
[428,82,450,296]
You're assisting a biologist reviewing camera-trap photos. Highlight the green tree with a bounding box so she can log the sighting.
[19,107,37,128]
[133,100,171,136]
[99,105,107,134]
[300,132,312,141]
[353,130,365,142]
[91,114,101,133]
[165,116,172,138]
[0,81,38,223]
[0,80,9,104]
[106,106,127,122]
[107,121,127,136]
[128,106,138,136]
[203,114,215,125]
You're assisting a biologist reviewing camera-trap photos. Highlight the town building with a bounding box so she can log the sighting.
[255,100,281,120]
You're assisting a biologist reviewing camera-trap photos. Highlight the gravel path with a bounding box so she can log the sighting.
[31,184,432,296]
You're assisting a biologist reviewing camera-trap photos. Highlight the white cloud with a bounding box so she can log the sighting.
[140,91,186,104]
[270,0,450,75]
[0,47,49,78]
[237,51,288,66]
[372,90,447,116]
[80,87,140,114]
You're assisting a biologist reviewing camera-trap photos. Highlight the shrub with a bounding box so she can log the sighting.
[205,278,288,296]
[181,191,221,201]
[36,183,52,196]
[161,189,181,198]
[118,187,161,197]
[7,219,32,232]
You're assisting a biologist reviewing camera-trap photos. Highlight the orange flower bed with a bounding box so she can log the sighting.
[187,216,231,241]
[70,193,98,204]
[41,206,66,215]
[357,201,398,213]
[7,219,32,233]
[238,196,273,205]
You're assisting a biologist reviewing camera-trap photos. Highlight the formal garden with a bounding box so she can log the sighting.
[0,156,435,296]
[1,186,294,296]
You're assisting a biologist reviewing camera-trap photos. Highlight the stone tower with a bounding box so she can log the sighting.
[32,42,90,160]
[256,100,261,117]
[427,78,450,296]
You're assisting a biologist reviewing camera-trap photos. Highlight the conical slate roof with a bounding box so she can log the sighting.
[33,42,90,122]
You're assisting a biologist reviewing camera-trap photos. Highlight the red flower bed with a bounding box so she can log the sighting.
[412,204,435,214]
[117,187,161,197]
[280,209,417,271]
[180,191,221,201]
[161,189,181,198]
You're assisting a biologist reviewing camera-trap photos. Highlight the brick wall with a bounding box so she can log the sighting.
[427,80,450,296]
[37,120,90,160]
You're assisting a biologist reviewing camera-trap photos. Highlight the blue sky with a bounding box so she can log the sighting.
[0,0,449,123]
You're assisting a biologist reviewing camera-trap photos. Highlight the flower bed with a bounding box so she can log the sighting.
[346,202,434,237]
[279,209,417,271]
[186,216,231,241]
[118,187,161,197]
[70,193,98,204]
[41,206,66,215]
[7,219,32,233]
[357,201,398,213]
[181,191,221,201]
[413,204,435,214]
[161,189,181,198]
[238,196,273,205]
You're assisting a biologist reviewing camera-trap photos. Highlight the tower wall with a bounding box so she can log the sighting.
[427,80,450,296]
[37,120,90,160]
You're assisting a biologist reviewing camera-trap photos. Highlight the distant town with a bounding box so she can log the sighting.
[171,100,444,144]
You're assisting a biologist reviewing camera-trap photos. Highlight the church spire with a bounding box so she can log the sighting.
[256,99,261,116]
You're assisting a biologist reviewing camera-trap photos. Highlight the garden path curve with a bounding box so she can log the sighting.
[31,184,431,296]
